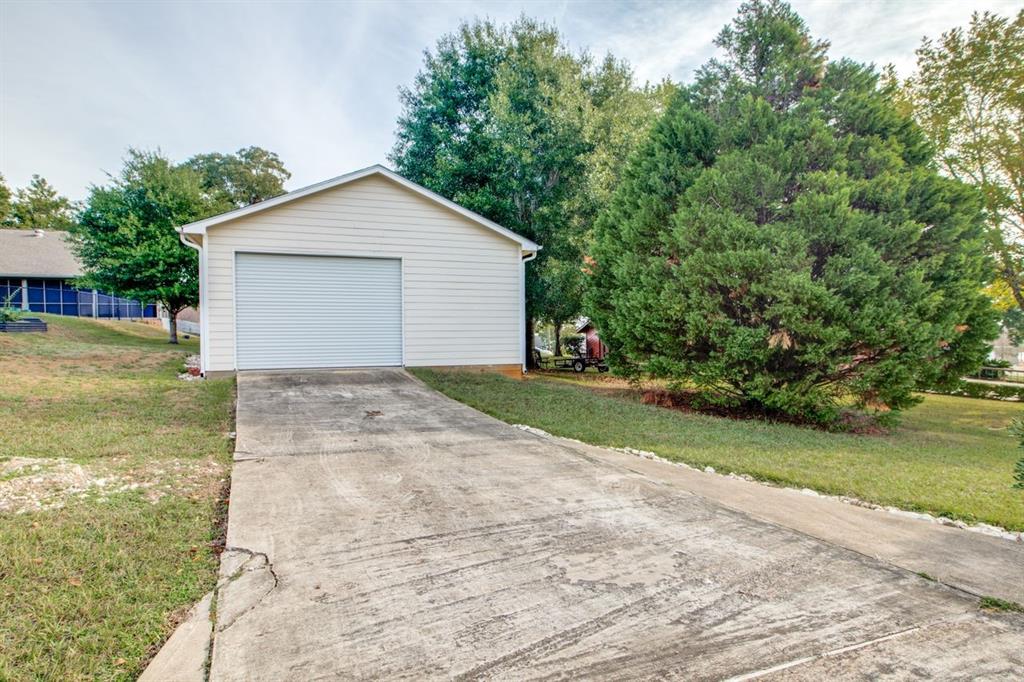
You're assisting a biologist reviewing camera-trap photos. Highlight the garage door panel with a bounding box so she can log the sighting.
[235,253,402,370]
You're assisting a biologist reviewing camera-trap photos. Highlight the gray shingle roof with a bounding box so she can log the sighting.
[0,229,84,278]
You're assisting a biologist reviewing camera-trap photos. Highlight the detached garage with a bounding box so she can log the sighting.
[178,165,539,376]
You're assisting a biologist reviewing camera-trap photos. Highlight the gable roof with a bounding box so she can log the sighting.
[0,229,83,278]
[178,164,541,253]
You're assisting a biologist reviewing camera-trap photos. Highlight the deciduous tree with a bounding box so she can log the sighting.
[900,10,1024,334]
[73,150,214,343]
[185,146,290,209]
[391,17,667,364]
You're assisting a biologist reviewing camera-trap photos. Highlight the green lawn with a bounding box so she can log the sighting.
[412,368,1024,531]
[0,315,234,681]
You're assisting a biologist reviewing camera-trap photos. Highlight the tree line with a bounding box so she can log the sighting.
[13,0,1023,431]
[2,148,290,342]
[393,1,1021,426]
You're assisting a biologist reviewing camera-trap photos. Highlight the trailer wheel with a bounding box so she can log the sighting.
[573,359,585,373]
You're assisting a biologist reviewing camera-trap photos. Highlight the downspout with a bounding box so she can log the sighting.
[178,230,207,376]
[521,250,538,373]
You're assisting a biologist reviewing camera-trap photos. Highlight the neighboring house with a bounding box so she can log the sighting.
[989,327,1024,369]
[576,318,608,360]
[0,228,156,318]
[177,165,540,377]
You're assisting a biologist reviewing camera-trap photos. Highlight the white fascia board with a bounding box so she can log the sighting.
[178,165,541,254]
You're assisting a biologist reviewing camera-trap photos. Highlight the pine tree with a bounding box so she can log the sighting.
[10,175,77,230]
[587,0,998,422]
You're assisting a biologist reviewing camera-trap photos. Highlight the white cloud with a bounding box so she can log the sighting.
[1,0,1019,200]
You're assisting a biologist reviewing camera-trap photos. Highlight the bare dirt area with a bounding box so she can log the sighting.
[0,455,226,514]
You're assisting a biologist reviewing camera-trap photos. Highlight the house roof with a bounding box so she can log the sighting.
[0,229,83,278]
[576,318,594,333]
[178,164,541,254]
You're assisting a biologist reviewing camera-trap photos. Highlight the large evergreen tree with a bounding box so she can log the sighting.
[391,17,667,363]
[587,0,997,422]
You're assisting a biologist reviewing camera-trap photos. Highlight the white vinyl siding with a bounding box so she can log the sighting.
[234,253,402,370]
[202,174,522,371]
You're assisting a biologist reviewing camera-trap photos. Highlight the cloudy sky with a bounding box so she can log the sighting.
[1,0,1019,200]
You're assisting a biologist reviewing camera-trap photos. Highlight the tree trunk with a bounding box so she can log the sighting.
[168,313,178,345]
[554,322,562,357]
[526,316,537,370]
[1004,266,1024,311]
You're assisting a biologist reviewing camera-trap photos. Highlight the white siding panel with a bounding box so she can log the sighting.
[203,174,522,371]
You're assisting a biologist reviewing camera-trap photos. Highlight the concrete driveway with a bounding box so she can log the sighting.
[210,369,1023,680]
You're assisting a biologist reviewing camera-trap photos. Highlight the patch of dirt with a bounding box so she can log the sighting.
[0,457,101,513]
[0,456,226,514]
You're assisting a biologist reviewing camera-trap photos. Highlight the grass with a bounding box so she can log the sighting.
[411,368,1024,532]
[979,596,1024,613]
[0,315,234,681]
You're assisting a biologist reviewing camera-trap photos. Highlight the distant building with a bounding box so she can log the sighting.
[575,318,607,360]
[0,229,156,318]
[989,327,1024,369]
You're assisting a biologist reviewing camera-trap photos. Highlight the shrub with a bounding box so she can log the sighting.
[945,382,1024,401]
[586,1,997,424]
[0,307,25,323]
[0,291,25,323]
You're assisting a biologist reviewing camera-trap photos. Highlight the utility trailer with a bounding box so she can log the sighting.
[536,349,609,373]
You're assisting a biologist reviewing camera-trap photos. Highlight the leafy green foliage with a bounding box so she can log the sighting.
[1,289,25,322]
[0,173,11,225]
[0,307,26,323]
[185,146,291,209]
[72,150,212,341]
[390,17,670,351]
[71,146,290,343]
[587,0,998,423]
[947,381,1024,401]
[901,11,1024,313]
[4,174,77,230]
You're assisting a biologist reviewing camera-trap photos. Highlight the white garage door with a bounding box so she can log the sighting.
[235,253,402,370]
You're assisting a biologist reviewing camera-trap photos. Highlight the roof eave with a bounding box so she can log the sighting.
[0,273,83,279]
[177,165,541,252]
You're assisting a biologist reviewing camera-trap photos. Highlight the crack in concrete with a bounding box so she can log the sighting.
[213,546,280,635]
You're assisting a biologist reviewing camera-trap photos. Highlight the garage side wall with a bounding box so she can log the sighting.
[203,175,522,372]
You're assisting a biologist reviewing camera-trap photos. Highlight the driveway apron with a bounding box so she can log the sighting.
[209,369,1024,680]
